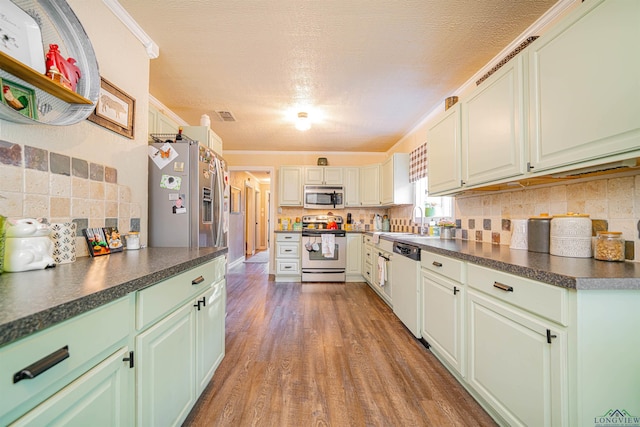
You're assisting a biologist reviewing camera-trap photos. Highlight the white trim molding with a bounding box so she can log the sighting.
[102,0,159,58]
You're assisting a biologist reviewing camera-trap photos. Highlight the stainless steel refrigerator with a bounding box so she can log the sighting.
[148,137,229,248]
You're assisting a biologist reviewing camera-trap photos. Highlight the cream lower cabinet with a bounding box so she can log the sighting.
[345,233,362,281]
[275,233,301,282]
[11,347,131,427]
[528,0,640,174]
[0,298,132,426]
[136,257,225,427]
[466,263,568,427]
[420,252,465,377]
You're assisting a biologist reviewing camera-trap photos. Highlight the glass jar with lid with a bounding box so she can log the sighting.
[594,231,625,261]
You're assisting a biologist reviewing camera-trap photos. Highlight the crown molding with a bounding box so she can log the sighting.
[102,0,159,58]
[223,150,386,157]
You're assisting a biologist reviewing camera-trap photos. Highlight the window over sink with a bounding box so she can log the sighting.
[414,177,454,221]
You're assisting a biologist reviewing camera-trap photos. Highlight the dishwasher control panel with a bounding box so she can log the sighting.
[392,242,421,261]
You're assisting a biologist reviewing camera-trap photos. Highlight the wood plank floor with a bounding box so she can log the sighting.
[183,261,497,426]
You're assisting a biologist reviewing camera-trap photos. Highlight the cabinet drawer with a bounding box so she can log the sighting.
[137,259,219,330]
[421,251,465,283]
[363,245,372,265]
[0,298,129,420]
[467,263,568,325]
[276,242,300,258]
[363,235,373,245]
[276,259,300,275]
[276,233,300,242]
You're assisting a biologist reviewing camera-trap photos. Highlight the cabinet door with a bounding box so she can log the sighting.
[427,104,462,194]
[528,0,640,173]
[279,167,303,206]
[346,234,362,278]
[12,347,131,426]
[136,303,196,427]
[462,55,526,186]
[344,167,360,206]
[380,156,393,205]
[359,164,380,206]
[421,270,464,376]
[467,290,567,427]
[196,280,226,395]
[304,167,325,184]
[323,167,343,185]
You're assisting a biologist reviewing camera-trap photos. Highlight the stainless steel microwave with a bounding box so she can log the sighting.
[303,185,345,209]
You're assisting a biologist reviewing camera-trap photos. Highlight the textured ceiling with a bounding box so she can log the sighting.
[118,0,558,152]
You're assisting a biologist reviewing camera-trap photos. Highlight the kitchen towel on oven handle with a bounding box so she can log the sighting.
[322,234,335,258]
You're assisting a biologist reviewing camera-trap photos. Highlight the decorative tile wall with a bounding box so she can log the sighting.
[388,172,640,261]
[0,141,140,258]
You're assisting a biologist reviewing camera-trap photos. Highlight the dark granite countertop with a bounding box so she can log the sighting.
[371,232,640,291]
[0,247,228,347]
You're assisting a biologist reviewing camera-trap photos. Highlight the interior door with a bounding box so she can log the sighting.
[245,184,255,256]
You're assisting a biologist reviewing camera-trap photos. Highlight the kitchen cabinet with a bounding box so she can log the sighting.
[466,263,568,427]
[0,297,132,425]
[421,252,466,376]
[275,233,301,282]
[278,167,303,206]
[359,164,381,206]
[380,153,412,206]
[427,104,462,195]
[345,233,362,281]
[528,0,640,174]
[149,105,180,138]
[362,235,392,306]
[183,125,224,154]
[11,347,131,426]
[304,167,343,185]
[135,257,225,427]
[344,167,360,207]
[462,54,526,186]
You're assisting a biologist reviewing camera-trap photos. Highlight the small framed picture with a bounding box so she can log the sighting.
[0,77,37,119]
[87,77,135,139]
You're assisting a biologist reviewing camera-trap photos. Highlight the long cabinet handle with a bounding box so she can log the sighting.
[432,261,443,267]
[192,276,205,285]
[14,345,70,384]
[493,282,514,292]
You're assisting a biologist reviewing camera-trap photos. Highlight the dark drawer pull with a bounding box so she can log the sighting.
[14,345,70,384]
[432,261,443,267]
[192,276,205,285]
[493,282,514,292]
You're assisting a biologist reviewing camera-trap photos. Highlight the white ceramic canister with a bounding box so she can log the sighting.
[510,219,528,250]
[50,222,77,264]
[125,232,140,250]
[550,213,592,258]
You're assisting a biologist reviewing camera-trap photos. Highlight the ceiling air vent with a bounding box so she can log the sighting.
[215,110,236,122]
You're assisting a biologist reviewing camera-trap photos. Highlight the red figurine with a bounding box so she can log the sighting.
[45,44,81,92]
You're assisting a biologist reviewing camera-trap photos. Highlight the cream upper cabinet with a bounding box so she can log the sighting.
[344,167,360,207]
[380,153,412,206]
[183,126,223,154]
[528,0,640,174]
[462,54,526,186]
[304,167,343,185]
[278,166,303,206]
[427,104,462,195]
[149,105,179,138]
[359,164,380,206]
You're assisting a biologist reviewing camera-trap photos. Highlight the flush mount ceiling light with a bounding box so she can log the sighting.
[295,112,311,131]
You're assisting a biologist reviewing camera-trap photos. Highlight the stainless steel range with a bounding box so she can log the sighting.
[301,215,346,282]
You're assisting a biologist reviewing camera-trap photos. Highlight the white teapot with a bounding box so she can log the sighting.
[3,218,55,272]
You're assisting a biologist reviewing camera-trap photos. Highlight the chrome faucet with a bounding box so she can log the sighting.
[413,206,425,235]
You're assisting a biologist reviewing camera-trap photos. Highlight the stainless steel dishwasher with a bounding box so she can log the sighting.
[391,241,421,338]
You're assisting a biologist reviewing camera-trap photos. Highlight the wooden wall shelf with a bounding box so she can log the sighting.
[0,51,92,105]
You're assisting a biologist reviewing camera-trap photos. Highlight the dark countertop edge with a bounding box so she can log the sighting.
[370,233,640,291]
[0,248,228,347]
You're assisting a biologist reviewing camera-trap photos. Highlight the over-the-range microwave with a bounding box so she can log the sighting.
[303,185,344,209]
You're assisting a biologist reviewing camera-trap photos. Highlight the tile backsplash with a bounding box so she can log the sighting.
[389,172,640,261]
[0,141,140,258]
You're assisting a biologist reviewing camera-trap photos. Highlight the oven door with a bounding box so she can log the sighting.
[301,233,345,270]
